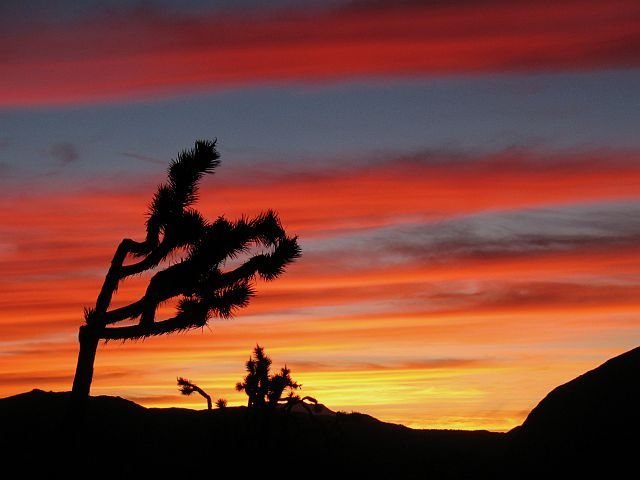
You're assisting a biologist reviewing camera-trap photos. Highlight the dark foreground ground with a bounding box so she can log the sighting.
[1,346,639,479]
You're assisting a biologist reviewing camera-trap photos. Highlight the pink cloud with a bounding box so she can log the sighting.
[1,0,638,105]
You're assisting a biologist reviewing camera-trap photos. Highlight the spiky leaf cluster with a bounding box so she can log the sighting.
[177,376,197,396]
[140,139,220,259]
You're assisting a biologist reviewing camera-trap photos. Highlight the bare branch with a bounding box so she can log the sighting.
[94,238,147,316]
[101,312,208,341]
[102,299,145,325]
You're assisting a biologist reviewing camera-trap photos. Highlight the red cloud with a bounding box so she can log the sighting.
[3,147,640,430]
[2,147,640,337]
[1,0,638,105]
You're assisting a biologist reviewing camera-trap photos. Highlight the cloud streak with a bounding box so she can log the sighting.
[1,0,638,105]
[2,146,640,430]
[118,151,164,165]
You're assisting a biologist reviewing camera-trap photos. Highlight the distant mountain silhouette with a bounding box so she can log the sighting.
[2,347,638,478]
[0,389,503,478]
[508,346,640,477]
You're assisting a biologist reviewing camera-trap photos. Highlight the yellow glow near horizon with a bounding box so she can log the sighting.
[2,151,640,432]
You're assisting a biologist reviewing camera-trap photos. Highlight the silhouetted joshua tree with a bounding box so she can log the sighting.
[215,398,228,409]
[177,376,212,410]
[235,345,306,409]
[71,140,301,401]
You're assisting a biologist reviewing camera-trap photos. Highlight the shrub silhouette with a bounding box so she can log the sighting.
[236,345,308,409]
[177,377,212,410]
[281,393,321,416]
[215,398,228,409]
[71,140,301,401]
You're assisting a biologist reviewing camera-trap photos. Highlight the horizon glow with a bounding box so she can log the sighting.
[1,0,640,431]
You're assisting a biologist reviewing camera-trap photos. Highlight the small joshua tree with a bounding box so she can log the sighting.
[235,345,302,408]
[71,140,301,401]
[177,377,212,410]
[215,398,228,409]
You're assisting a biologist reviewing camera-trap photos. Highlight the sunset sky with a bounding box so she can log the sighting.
[1,0,640,431]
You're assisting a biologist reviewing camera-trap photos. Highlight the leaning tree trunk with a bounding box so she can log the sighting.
[71,325,100,399]
[71,238,130,401]
[193,386,212,410]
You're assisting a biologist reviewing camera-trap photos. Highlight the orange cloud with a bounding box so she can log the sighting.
[1,0,638,105]
[2,148,640,430]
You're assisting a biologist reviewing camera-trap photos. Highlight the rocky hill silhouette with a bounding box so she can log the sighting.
[1,346,638,478]
[507,345,640,477]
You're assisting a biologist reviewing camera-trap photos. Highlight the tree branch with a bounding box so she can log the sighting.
[100,312,208,341]
[95,238,146,316]
[193,386,212,410]
[118,245,169,278]
[102,298,146,325]
[217,257,262,287]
